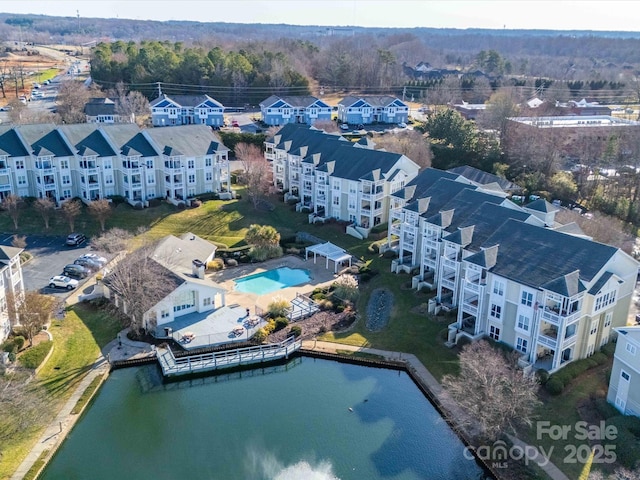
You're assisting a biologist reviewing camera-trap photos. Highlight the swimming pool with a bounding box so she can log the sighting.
[234,267,311,295]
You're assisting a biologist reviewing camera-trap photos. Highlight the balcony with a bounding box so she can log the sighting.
[540,306,581,326]
[462,296,479,315]
[442,257,458,269]
[441,275,456,290]
[538,334,558,349]
[361,192,372,201]
[463,279,486,294]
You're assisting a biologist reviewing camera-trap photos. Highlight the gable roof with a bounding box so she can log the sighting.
[0,127,30,157]
[58,124,118,157]
[150,94,223,109]
[448,165,522,192]
[524,198,559,213]
[339,95,407,108]
[84,97,117,117]
[260,95,329,109]
[143,125,229,157]
[392,167,464,202]
[0,245,23,263]
[468,219,618,290]
[17,124,74,157]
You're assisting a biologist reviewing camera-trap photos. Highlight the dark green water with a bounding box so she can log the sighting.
[40,357,487,480]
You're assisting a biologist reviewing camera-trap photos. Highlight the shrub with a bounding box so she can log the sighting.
[290,325,302,337]
[311,292,326,301]
[591,352,609,365]
[267,298,290,318]
[536,369,549,385]
[333,275,359,302]
[600,342,616,357]
[317,299,334,311]
[238,254,251,263]
[225,258,238,267]
[545,377,564,395]
[18,341,53,369]
[274,317,289,332]
[13,336,25,351]
[457,335,472,348]
[207,258,225,271]
[250,245,283,262]
[2,339,16,353]
[382,250,397,259]
[285,247,301,255]
[190,199,202,208]
[252,328,268,343]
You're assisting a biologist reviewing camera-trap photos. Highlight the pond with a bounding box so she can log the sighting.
[40,357,489,480]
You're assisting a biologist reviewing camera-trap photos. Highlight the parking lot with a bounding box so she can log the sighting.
[0,234,107,299]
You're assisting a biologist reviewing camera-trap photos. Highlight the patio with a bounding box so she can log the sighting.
[155,304,263,350]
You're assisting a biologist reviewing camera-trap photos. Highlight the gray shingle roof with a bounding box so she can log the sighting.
[18,124,74,157]
[339,95,405,108]
[469,219,618,290]
[448,165,522,192]
[58,124,118,157]
[393,168,466,202]
[84,97,117,117]
[525,198,559,213]
[150,94,223,108]
[0,127,30,157]
[541,271,586,297]
[260,95,326,108]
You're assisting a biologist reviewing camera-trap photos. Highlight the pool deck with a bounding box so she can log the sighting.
[209,255,339,313]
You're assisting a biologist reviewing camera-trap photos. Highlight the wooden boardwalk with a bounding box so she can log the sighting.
[156,337,302,377]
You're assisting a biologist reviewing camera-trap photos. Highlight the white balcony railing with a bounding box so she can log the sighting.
[538,333,558,349]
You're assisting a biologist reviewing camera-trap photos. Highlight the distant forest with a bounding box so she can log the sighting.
[3,13,640,105]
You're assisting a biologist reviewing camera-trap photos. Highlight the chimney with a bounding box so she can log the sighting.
[192,259,205,279]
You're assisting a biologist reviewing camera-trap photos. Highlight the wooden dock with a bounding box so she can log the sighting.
[156,337,302,377]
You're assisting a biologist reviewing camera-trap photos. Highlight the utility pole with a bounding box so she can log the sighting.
[402,85,406,102]
[157,82,162,97]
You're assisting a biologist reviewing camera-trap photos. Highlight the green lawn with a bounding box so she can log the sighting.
[0,304,120,480]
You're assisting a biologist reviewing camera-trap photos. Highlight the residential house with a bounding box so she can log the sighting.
[452,103,487,121]
[266,124,419,237]
[84,97,132,124]
[448,165,522,194]
[0,245,24,342]
[386,166,638,373]
[150,94,225,127]
[259,95,332,126]
[608,326,640,417]
[0,123,230,208]
[104,233,226,333]
[337,96,409,125]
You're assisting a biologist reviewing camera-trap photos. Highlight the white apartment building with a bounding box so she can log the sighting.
[0,245,24,342]
[608,326,640,417]
[386,167,638,373]
[0,124,230,208]
[266,124,420,238]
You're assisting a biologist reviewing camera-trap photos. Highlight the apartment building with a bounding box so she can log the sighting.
[386,167,638,373]
[266,124,419,237]
[0,245,24,342]
[150,94,225,127]
[0,124,230,208]
[259,95,332,126]
[608,326,640,417]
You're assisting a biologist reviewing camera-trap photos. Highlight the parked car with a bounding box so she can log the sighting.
[397,122,407,128]
[80,253,107,265]
[66,233,86,246]
[340,123,349,130]
[73,257,103,270]
[48,275,79,290]
[63,264,90,279]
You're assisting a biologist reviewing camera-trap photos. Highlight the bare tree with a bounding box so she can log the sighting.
[34,197,56,229]
[90,227,132,254]
[109,82,150,126]
[104,243,177,334]
[374,130,432,168]
[87,198,112,231]
[556,209,635,254]
[235,143,272,209]
[2,194,23,229]
[11,234,26,249]
[442,340,541,441]
[56,80,103,124]
[60,199,82,232]
[15,291,56,346]
[312,120,339,133]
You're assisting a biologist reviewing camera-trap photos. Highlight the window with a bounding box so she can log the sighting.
[590,320,598,336]
[517,315,530,332]
[604,312,613,328]
[147,174,155,184]
[161,310,170,319]
[492,280,504,296]
[145,159,154,169]
[188,160,195,169]
[516,337,528,353]
[59,159,69,169]
[104,175,114,185]
[205,172,212,181]
[333,196,340,206]
[103,160,112,170]
[595,290,616,312]
[203,297,211,306]
[188,174,196,184]
[62,189,71,199]
[621,371,630,381]
[17,175,27,185]
[521,291,533,307]
[15,160,24,169]
[489,325,500,341]
[565,324,577,338]
[626,343,637,356]
[490,304,502,320]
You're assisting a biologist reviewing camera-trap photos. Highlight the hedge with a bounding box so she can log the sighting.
[18,341,53,370]
[545,350,611,395]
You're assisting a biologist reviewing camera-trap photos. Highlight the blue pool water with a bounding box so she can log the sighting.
[234,267,311,295]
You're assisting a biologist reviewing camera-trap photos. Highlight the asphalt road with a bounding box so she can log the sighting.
[1,233,97,298]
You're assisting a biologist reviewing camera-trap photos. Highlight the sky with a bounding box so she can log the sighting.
[2,0,639,32]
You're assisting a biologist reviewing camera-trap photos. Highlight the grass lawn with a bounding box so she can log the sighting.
[0,304,121,480]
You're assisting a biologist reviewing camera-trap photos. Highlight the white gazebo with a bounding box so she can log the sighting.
[305,242,352,273]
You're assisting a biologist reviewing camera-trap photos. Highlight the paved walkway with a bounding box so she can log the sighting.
[301,340,570,480]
